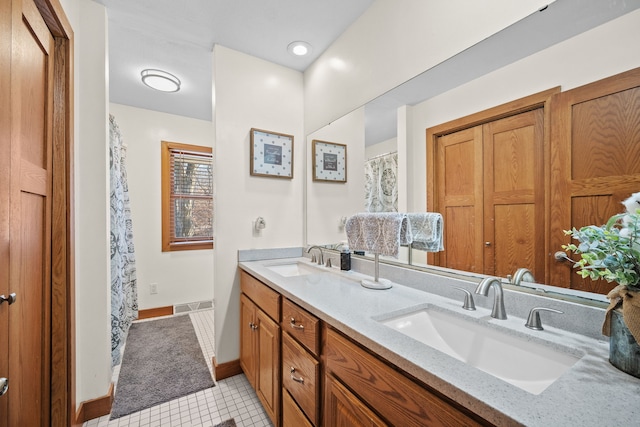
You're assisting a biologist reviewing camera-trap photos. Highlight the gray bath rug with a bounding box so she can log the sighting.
[110,314,215,419]
[214,419,236,427]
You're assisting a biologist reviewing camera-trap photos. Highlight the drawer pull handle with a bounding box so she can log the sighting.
[289,317,304,330]
[290,367,304,384]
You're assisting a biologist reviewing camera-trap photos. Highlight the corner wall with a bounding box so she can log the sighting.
[61,0,112,406]
[213,45,305,364]
[109,103,214,310]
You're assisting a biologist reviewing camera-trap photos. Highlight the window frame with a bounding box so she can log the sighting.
[161,141,214,252]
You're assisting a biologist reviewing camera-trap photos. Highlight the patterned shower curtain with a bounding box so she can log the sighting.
[109,114,138,366]
[364,152,398,212]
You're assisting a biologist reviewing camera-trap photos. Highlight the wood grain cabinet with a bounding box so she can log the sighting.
[324,327,489,426]
[282,299,321,426]
[240,272,281,426]
[239,270,491,426]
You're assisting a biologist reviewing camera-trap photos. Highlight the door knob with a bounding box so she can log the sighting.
[0,293,16,305]
[0,378,8,396]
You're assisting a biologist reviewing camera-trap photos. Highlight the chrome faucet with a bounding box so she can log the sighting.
[306,245,324,265]
[475,277,507,319]
[525,307,563,330]
[510,268,536,286]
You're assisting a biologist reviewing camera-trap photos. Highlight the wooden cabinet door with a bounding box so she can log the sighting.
[324,374,387,427]
[240,294,257,389]
[483,109,545,278]
[256,308,281,425]
[550,67,640,293]
[434,126,484,273]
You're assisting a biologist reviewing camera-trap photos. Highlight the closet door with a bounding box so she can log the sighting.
[550,67,640,293]
[435,126,484,273]
[483,109,545,278]
[431,107,545,278]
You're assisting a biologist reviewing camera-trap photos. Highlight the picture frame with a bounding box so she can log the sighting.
[250,128,294,179]
[312,140,347,182]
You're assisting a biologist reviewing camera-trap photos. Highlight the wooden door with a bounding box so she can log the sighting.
[256,308,280,425]
[550,68,640,293]
[324,374,387,427]
[483,109,545,278]
[2,0,55,425]
[240,294,257,389]
[434,126,484,273]
[432,108,545,278]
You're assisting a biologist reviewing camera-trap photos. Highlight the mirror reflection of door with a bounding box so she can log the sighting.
[550,68,640,294]
[431,108,545,280]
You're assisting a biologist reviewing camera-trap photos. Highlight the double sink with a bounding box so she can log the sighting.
[265,260,582,395]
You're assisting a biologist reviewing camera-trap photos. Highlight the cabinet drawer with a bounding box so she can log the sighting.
[283,388,314,427]
[240,271,280,321]
[325,328,486,427]
[282,332,320,426]
[282,299,320,356]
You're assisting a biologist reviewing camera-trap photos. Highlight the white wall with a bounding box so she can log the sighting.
[60,0,112,407]
[307,108,366,245]
[304,0,551,133]
[109,103,214,310]
[365,137,396,159]
[407,9,640,213]
[213,45,305,364]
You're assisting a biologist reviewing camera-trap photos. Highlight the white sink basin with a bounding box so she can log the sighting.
[382,307,581,394]
[265,262,323,277]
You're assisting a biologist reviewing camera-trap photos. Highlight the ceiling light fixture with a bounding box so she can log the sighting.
[141,69,181,92]
[287,41,312,57]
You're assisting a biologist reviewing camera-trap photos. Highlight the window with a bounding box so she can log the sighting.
[161,141,213,251]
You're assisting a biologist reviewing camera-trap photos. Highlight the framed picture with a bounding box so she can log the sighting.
[312,140,347,182]
[250,128,294,179]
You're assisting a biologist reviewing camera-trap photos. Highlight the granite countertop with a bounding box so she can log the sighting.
[238,257,640,427]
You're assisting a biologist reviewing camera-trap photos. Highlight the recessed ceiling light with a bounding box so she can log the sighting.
[287,41,312,57]
[141,69,181,92]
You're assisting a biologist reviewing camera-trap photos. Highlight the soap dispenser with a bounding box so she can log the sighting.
[340,246,351,271]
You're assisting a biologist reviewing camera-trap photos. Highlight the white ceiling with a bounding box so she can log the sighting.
[96,0,374,121]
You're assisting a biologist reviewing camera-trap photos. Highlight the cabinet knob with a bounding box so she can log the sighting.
[485,242,491,247]
[249,322,258,330]
[289,317,304,330]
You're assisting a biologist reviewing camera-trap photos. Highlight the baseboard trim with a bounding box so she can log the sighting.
[75,382,114,424]
[213,357,242,380]
[138,305,174,320]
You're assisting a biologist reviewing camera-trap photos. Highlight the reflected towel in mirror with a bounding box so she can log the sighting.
[345,213,412,258]
[406,212,444,252]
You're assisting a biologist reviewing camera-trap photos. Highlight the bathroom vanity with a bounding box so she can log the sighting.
[238,252,640,426]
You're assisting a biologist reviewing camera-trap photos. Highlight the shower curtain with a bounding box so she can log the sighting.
[110,114,138,366]
[364,152,398,212]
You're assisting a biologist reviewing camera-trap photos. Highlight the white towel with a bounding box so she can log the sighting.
[406,212,444,252]
[345,213,412,258]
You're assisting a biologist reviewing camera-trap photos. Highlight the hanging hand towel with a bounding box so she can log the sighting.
[345,213,412,258]
[407,212,444,252]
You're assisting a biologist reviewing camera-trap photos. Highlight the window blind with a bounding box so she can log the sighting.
[169,148,213,243]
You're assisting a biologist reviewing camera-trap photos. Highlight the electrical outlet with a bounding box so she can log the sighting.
[150,283,158,294]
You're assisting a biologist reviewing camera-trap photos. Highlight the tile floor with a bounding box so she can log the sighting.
[84,309,273,427]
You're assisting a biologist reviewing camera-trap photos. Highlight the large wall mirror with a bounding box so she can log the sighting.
[305,0,640,306]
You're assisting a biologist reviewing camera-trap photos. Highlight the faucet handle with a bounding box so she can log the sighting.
[310,254,317,263]
[453,287,476,311]
[525,307,563,330]
[325,257,332,268]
